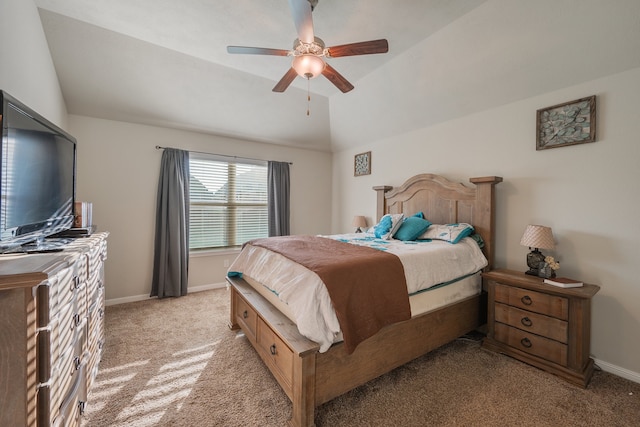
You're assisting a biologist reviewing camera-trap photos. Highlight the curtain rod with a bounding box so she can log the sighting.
[155,145,292,165]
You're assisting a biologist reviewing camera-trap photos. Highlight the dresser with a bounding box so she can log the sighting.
[482,269,599,387]
[0,233,108,426]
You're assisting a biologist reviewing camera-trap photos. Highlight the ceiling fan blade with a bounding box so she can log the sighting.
[227,46,290,56]
[321,63,354,93]
[326,39,389,58]
[272,68,299,92]
[289,0,315,44]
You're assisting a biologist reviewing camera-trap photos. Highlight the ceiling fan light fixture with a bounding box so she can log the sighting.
[292,54,325,79]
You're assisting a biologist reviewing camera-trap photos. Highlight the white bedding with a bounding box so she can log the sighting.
[228,233,488,352]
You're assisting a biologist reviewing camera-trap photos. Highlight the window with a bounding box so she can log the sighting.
[189,154,268,250]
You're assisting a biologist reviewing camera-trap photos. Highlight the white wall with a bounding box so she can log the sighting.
[69,115,332,303]
[0,0,68,128]
[332,67,640,380]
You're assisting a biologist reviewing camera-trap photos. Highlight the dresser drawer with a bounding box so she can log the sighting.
[87,293,105,346]
[52,301,76,364]
[52,363,85,427]
[39,332,85,425]
[494,322,567,366]
[235,295,257,340]
[47,266,76,318]
[495,303,568,343]
[494,282,568,320]
[86,241,105,277]
[257,318,294,390]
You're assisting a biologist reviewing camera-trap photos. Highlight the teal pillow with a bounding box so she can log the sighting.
[373,213,404,240]
[373,215,392,238]
[394,217,432,241]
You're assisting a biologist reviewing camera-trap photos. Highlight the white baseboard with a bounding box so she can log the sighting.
[104,282,227,306]
[594,358,640,384]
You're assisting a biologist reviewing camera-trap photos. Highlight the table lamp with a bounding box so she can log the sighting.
[352,216,367,233]
[520,225,555,276]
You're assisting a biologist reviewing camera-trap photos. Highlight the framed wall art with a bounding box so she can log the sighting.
[354,151,371,176]
[536,95,596,150]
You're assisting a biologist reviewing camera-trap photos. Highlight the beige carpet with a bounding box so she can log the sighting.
[81,288,639,427]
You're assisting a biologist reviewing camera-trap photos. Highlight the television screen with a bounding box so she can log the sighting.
[0,91,76,252]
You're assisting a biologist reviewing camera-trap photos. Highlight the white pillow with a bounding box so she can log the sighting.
[417,223,474,244]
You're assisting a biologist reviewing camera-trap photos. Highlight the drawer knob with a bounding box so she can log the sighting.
[270,344,277,355]
[242,310,248,319]
[521,295,533,305]
[71,313,80,330]
[521,317,533,327]
[520,337,532,348]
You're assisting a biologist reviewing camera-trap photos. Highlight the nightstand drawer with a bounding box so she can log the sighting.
[495,303,568,343]
[494,322,567,366]
[494,282,568,320]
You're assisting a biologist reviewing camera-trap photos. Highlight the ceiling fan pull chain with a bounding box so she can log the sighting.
[307,77,311,116]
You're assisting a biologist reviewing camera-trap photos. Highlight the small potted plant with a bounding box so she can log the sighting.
[538,256,560,278]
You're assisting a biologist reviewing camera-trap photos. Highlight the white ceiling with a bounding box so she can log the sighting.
[35,1,640,153]
[35,0,487,151]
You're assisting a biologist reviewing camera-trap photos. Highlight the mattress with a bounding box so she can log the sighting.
[241,271,482,324]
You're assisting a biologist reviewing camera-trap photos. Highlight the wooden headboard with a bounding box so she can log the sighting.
[373,174,502,270]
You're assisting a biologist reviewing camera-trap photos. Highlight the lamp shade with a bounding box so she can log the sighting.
[292,54,325,79]
[352,216,367,228]
[520,225,555,250]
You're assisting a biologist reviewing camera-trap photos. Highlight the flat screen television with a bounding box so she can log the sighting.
[0,90,76,253]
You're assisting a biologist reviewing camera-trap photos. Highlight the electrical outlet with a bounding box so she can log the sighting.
[223,259,230,268]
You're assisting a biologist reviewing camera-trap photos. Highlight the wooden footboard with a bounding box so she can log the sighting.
[228,275,485,427]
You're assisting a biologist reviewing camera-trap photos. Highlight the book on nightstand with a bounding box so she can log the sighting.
[543,277,583,288]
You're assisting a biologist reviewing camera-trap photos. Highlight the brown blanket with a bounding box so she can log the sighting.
[249,235,411,354]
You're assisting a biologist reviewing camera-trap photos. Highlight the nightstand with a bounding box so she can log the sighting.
[482,269,600,387]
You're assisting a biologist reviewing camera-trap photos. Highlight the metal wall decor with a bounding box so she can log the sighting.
[354,151,371,176]
[536,95,596,150]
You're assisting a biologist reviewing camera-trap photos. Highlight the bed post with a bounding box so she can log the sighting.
[289,354,316,427]
[469,176,502,271]
[373,185,392,222]
[228,285,239,330]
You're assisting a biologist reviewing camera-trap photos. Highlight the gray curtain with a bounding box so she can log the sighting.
[267,161,290,236]
[151,148,190,298]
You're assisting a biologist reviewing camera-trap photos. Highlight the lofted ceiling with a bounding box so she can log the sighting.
[35,0,487,152]
[35,1,640,153]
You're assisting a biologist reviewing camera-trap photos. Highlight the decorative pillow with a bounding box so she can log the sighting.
[412,211,425,219]
[373,213,404,240]
[417,223,474,244]
[394,217,432,241]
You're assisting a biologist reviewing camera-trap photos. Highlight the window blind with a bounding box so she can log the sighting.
[189,153,268,250]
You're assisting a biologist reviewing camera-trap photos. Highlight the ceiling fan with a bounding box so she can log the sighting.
[227,0,389,93]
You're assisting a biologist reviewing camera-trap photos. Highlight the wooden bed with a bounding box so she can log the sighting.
[227,173,502,427]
